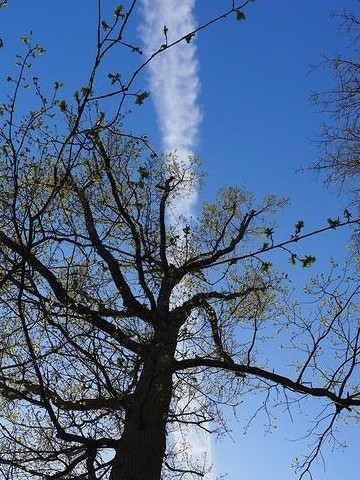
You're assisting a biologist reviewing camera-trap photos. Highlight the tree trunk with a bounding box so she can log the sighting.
[110,328,176,480]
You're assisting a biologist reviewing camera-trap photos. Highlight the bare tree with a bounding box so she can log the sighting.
[0,2,360,480]
[310,4,360,207]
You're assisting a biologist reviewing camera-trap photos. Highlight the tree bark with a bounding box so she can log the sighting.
[110,328,176,480]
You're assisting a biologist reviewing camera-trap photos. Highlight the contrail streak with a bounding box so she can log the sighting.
[140,1,215,478]
[140,0,201,218]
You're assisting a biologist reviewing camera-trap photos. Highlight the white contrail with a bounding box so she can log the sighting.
[140,1,215,478]
[140,0,201,219]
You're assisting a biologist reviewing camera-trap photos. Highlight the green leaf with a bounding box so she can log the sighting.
[138,166,149,179]
[301,255,316,268]
[294,220,304,235]
[20,36,30,45]
[102,20,109,31]
[59,100,67,112]
[262,262,272,273]
[81,86,90,96]
[344,209,352,221]
[183,225,191,236]
[135,91,150,106]
[236,10,246,21]
[327,217,341,229]
[289,254,297,265]
[108,72,121,85]
[36,45,45,55]
[114,5,124,18]
[131,46,142,55]
[169,235,180,245]
[264,227,274,238]
[95,112,105,127]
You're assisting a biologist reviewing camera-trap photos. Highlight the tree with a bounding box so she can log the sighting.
[310,5,360,207]
[0,2,360,480]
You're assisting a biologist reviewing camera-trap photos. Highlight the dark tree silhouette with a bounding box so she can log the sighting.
[0,2,359,480]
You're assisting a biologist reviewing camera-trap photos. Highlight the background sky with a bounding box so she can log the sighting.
[0,1,359,479]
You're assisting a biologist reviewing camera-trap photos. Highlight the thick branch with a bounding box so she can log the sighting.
[173,357,360,410]
[21,379,130,412]
[73,183,151,321]
[0,230,142,353]
[171,285,265,321]
[182,210,255,272]
[209,218,360,269]
[92,135,157,311]
[202,300,234,364]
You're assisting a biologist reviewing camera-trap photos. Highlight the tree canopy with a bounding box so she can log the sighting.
[0,2,359,480]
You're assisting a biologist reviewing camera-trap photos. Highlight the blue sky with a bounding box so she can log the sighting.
[1,1,359,479]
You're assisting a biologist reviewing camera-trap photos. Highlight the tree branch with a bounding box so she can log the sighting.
[173,357,360,410]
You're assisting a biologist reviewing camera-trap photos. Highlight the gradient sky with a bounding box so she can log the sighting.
[1,1,359,479]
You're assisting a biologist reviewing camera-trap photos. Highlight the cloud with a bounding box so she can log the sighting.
[140,0,201,219]
[140,1,215,478]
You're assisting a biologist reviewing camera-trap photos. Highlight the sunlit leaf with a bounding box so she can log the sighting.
[20,36,30,44]
[301,255,316,268]
[135,91,150,106]
[36,45,46,55]
[262,262,272,273]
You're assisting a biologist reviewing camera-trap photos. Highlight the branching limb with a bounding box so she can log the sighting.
[173,357,360,410]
